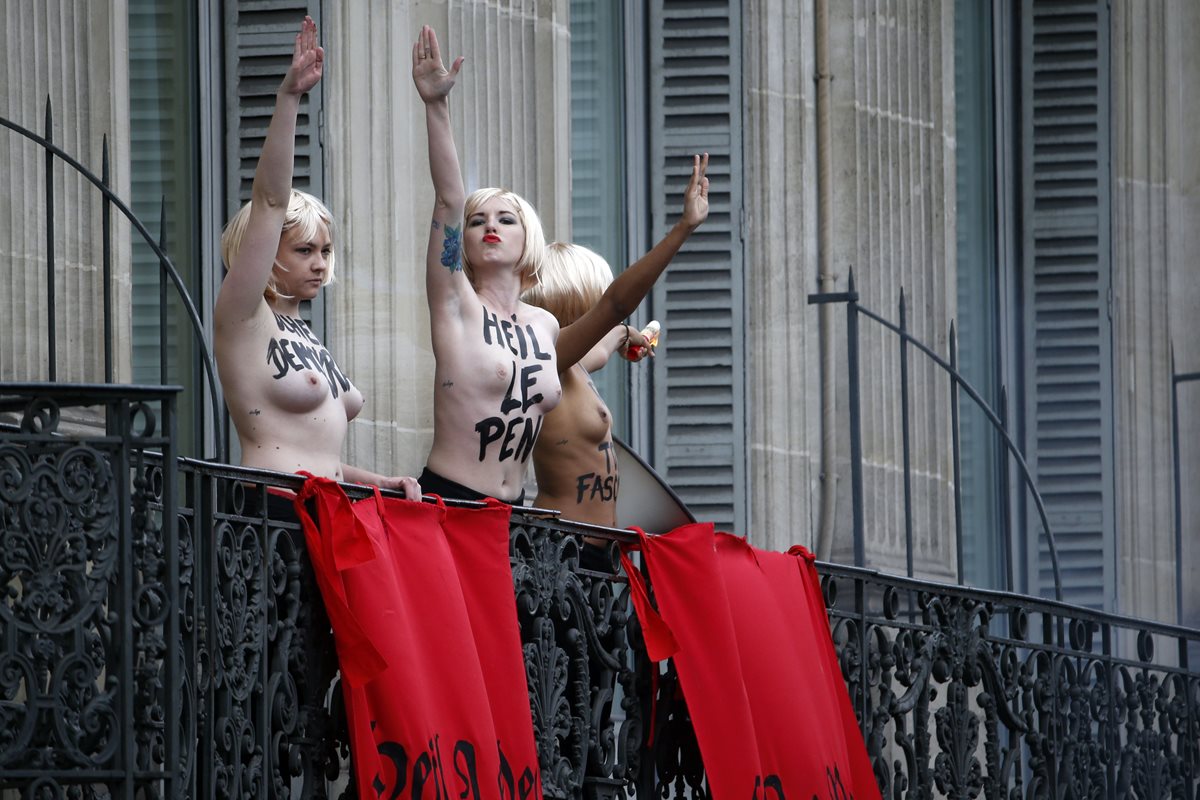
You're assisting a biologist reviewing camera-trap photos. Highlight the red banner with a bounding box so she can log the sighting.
[622,523,880,800]
[295,477,542,800]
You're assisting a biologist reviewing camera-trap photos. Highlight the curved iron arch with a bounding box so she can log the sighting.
[1,103,225,462]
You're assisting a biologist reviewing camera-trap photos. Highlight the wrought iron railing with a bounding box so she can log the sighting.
[5,106,1200,800]
[0,105,225,462]
[0,384,183,797]
[5,384,1199,799]
[0,384,644,799]
[810,275,1064,600]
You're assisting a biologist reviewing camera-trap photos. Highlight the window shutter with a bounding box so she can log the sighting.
[224,0,325,334]
[647,0,745,533]
[569,0,630,427]
[128,0,200,452]
[1019,0,1114,609]
[130,0,190,385]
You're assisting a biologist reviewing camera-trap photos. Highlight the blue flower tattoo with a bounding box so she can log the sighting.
[439,223,463,273]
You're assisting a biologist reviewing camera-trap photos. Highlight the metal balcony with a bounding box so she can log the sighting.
[3,384,1198,799]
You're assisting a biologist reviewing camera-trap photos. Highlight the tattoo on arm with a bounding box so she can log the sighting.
[439,223,463,273]
[431,219,441,230]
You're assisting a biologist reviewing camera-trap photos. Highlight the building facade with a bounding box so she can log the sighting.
[1,0,1197,630]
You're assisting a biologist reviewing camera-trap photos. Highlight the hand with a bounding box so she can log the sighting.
[679,153,710,230]
[412,25,464,104]
[279,16,324,96]
[621,327,654,362]
[380,475,423,500]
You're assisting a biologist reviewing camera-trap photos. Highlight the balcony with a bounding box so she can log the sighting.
[3,106,1200,800]
[3,383,1199,799]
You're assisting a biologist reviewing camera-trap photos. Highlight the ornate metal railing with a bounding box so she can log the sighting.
[644,569,1200,800]
[1,105,225,461]
[810,276,1064,600]
[3,383,1200,799]
[0,384,183,798]
[0,384,644,799]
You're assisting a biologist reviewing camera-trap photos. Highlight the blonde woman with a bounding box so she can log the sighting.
[523,168,707,529]
[216,16,419,508]
[413,25,707,505]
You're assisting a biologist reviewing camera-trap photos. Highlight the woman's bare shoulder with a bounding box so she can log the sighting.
[519,301,560,334]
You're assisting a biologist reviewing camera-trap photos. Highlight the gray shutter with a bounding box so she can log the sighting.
[128,0,200,452]
[1019,0,1114,609]
[569,0,630,426]
[224,0,325,334]
[647,0,745,533]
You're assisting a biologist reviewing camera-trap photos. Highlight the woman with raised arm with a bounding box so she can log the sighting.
[412,25,708,507]
[523,160,709,530]
[215,16,419,508]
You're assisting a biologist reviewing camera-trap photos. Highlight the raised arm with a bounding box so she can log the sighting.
[215,16,323,325]
[413,25,472,315]
[556,154,709,372]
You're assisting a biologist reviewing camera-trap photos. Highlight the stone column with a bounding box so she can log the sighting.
[325,0,571,480]
[743,0,959,576]
[1111,0,1200,626]
[826,0,958,579]
[0,0,131,383]
[742,0,822,553]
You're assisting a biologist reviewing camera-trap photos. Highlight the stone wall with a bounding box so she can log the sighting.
[743,0,960,583]
[0,0,131,384]
[1111,0,1200,626]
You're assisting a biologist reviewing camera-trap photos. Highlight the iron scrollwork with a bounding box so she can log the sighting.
[3,386,1199,799]
[510,519,643,800]
[0,387,182,799]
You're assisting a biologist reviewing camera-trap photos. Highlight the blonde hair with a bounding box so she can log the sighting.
[523,242,614,327]
[462,188,545,293]
[220,189,337,302]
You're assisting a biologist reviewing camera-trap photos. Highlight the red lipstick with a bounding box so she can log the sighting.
[482,233,501,243]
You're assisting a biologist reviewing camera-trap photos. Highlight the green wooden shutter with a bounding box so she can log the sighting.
[1019,0,1114,609]
[224,0,325,334]
[647,0,745,533]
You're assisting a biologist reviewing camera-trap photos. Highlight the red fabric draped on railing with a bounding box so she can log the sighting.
[622,522,880,800]
[295,476,542,800]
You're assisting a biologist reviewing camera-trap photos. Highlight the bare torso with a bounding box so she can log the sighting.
[531,363,617,526]
[215,302,364,479]
[425,299,563,501]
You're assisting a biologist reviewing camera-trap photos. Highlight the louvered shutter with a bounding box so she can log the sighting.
[569,0,624,262]
[1019,0,1114,609]
[647,0,745,533]
[224,0,325,335]
[569,0,629,423]
[128,0,200,451]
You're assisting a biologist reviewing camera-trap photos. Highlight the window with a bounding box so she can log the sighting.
[128,0,201,454]
[569,0,630,431]
[954,0,1006,589]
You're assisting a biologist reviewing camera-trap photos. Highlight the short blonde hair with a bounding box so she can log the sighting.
[523,242,614,327]
[220,189,336,302]
[463,188,545,293]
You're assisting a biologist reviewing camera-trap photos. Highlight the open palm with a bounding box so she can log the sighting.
[680,153,711,229]
[280,16,323,96]
[412,25,464,103]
